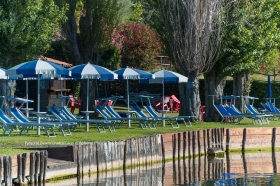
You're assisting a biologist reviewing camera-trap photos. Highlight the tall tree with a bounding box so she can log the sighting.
[60,0,120,112]
[0,0,66,66]
[153,0,225,118]
[0,0,66,102]
[204,0,280,121]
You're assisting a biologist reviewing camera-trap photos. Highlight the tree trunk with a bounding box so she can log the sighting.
[204,69,227,122]
[0,80,11,111]
[232,72,250,113]
[179,71,200,120]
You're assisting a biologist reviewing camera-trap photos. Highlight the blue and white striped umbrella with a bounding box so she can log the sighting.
[6,59,71,135]
[70,62,117,80]
[114,67,155,80]
[143,69,188,118]
[69,63,117,127]
[0,68,8,79]
[148,69,188,84]
[114,67,155,127]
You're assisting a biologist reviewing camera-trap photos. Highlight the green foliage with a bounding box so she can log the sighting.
[0,0,67,67]
[118,0,133,23]
[45,40,73,63]
[99,45,121,70]
[141,0,169,55]
[219,0,280,75]
[129,3,143,22]
[116,22,162,71]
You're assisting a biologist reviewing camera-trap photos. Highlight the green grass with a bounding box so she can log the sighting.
[0,104,279,155]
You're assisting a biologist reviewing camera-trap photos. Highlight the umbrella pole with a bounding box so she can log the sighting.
[60,79,63,100]
[127,79,131,128]
[87,79,89,111]
[37,74,41,135]
[26,80,28,109]
[85,78,89,132]
[162,82,165,127]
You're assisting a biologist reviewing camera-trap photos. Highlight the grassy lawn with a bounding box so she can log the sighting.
[0,104,279,156]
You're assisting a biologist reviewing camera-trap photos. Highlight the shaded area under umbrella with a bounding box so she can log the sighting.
[114,67,155,128]
[141,69,188,126]
[69,62,118,131]
[6,59,71,135]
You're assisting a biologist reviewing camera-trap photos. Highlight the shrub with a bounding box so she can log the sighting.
[116,22,162,71]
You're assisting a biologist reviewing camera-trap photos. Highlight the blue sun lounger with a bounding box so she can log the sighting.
[47,106,113,133]
[94,96,153,129]
[9,107,74,136]
[0,108,61,137]
[261,102,280,120]
[94,104,152,129]
[225,105,266,125]
[214,104,245,124]
[94,105,123,128]
[139,95,194,128]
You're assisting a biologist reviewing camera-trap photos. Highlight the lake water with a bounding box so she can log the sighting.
[46,151,280,185]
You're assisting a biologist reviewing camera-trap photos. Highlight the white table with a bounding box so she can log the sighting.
[125,111,136,128]
[80,110,95,132]
[29,111,47,135]
[21,108,34,118]
[158,110,169,127]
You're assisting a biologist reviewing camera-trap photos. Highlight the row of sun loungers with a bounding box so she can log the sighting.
[94,95,195,129]
[0,95,195,137]
[213,95,278,125]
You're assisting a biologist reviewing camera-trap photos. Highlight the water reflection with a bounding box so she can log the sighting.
[46,151,280,185]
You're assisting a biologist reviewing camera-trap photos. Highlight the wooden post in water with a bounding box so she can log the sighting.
[183,132,186,159]
[272,127,277,173]
[212,128,216,147]
[43,151,47,181]
[216,128,220,148]
[197,130,201,155]
[272,146,277,173]
[82,144,85,176]
[88,143,93,173]
[188,131,191,157]
[226,129,230,152]
[161,135,165,163]
[203,130,206,154]
[30,152,35,183]
[272,127,276,149]
[207,129,210,149]
[22,153,27,183]
[178,133,181,159]
[192,131,196,157]
[172,134,176,161]
[17,154,22,184]
[77,145,81,178]
[242,128,246,152]
[220,128,224,150]
[242,151,247,174]
[39,151,44,182]
[35,152,39,182]
[123,140,127,169]
[0,157,2,183]
[3,156,12,186]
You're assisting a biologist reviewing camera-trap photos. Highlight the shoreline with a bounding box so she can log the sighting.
[2,127,280,184]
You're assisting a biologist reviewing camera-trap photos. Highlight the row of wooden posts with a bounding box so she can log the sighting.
[1,127,279,185]
[0,151,48,186]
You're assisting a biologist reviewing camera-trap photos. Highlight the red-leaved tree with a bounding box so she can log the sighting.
[116,22,162,71]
